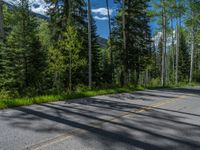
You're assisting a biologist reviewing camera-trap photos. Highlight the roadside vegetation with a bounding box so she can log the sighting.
[0,0,199,109]
[0,82,199,110]
[0,85,144,109]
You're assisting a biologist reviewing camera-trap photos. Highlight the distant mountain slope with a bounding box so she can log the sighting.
[4,0,48,16]
[3,0,108,47]
[97,37,107,48]
[152,31,176,50]
[3,0,48,20]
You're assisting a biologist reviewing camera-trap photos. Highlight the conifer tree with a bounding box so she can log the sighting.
[178,29,190,81]
[111,0,152,86]
[91,17,101,86]
[1,0,46,95]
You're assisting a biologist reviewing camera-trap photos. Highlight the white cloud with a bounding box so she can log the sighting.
[92,8,113,16]
[4,0,49,15]
[4,1,113,19]
[93,16,108,21]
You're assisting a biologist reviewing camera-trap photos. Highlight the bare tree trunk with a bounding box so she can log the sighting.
[161,0,166,86]
[175,17,179,84]
[88,0,92,88]
[145,69,149,87]
[106,0,113,82]
[164,12,167,85]
[69,48,72,91]
[122,0,128,86]
[122,0,126,48]
[175,0,180,84]
[171,18,175,82]
[165,53,168,84]
[0,0,4,40]
[106,0,111,36]
[189,29,195,83]
[161,0,164,86]
[64,0,70,19]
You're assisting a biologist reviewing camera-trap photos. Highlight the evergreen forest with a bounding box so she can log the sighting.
[0,0,199,99]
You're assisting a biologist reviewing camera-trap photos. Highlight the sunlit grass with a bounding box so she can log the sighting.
[0,82,199,110]
[0,86,144,110]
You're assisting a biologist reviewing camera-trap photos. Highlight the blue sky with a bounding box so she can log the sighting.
[4,0,158,39]
[91,0,158,39]
[91,0,117,39]
[4,0,115,38]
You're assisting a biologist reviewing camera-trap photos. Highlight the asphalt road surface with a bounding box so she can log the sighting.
[0,87,200,150]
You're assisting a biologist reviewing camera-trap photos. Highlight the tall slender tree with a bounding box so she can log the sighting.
[175,12,180,83]
[122,0,127,86]
[190,26,195,83]
[91,17,101,86]
[0,0,4,40]
[112,0,151,86]
[161,0,167,86]
[175,0,185,83]
[106,0,111,37]
[87,0,92,88]
[150,0,169,86]
[187,0,200,82]
[106,0,113,82]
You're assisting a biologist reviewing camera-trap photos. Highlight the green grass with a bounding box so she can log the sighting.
[0,86,144,110]
[0,82,199,110]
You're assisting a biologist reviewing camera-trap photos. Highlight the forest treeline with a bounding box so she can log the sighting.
[0,0,199,97]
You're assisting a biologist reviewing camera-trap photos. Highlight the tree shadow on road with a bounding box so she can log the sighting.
[0,89,200,150]
[0,88,200,150]
[157,87,200,96]
[2,105,200,150]
[107,91,179,101]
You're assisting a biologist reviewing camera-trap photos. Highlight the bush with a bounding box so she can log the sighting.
[148,78,161,87]
[0,89,19,99]
[75,84,90,92]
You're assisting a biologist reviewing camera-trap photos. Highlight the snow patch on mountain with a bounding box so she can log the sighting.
[152,31,176,49]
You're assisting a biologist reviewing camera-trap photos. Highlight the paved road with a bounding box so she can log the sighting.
[0,87,200,150]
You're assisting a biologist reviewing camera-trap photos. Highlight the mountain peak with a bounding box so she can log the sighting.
[152,31,176,49]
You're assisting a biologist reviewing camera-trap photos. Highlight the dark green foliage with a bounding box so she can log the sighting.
[0,0,199,99]
[111,0,152,86]
[178,30,190,81]
[91,17,101,86]
[0,0,46,95]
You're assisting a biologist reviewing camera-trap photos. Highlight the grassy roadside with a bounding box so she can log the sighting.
[0,86,144,110]
[0,82,199,110]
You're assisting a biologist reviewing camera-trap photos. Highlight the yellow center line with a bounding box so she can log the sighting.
[136,95,186,113]
[25,94,187,150]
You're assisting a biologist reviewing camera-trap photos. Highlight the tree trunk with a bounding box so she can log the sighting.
[161,0,166,86]
[69,48,72,91]
[189,29,195,83]
[175,17,179,84]
[64,0,70,19]
[171,18,175,82]
[106,0,113,82]
[122,0,128,86]
[0,0,4,40]
[106,0,111,36]
[175,0,181,84]
[145,69,149,87]
[88,0,92,88]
